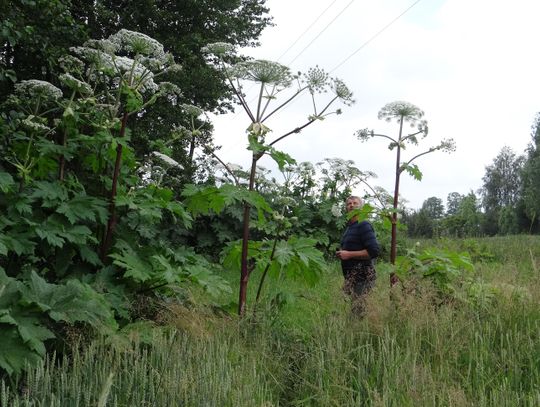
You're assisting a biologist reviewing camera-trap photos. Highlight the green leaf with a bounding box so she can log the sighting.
[110,241,153,283]
[151,254,181,284]
[182,185,225,216]
[0,326,43,375]
[20,271,116,329]
[121,85,144,113]
[273,240,294,267]
[247,134,266,154]
[35,227,65,247]
[29,181,68,207]
[60,225,93,245]
[402,163,423,181]
[187,265,232,297]
[0,172,15,193]
[14,197,33,215]
[0,236,7,256]
[0,233,36,256]
[79,245,103,266]
[13,313,55,356]
[166,201,193,228]
[347,203,375,222]
[268,147,296,171]
[56,195,108,225]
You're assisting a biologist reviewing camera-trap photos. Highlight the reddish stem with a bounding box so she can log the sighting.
[238,154,259,315]
[100,111,129,262]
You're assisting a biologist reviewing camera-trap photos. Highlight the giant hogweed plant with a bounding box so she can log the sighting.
[0,30,230,375]
[203,43,354,315]
[66,29,184,259]
[355,101,456,283]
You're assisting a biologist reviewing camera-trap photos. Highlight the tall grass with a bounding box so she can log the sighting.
[1,326,282,406]
[1,236,539,406]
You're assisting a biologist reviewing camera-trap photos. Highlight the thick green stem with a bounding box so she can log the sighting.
[255,234,279,304]
[100,111,129,262]
[390,116,404,285]
[238,154,259,316]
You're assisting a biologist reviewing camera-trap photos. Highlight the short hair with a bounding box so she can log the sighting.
[346,196,363,205]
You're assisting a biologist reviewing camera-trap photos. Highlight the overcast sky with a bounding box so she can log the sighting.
[210,0,540,209]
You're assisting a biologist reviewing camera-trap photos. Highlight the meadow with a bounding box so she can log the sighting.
[1,235,539,406]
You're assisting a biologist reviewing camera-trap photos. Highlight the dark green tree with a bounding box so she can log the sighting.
[446,192,463,216]
[521,113,540,232]
[480,146,524,235]
[421,196,444,219]
[0,0,86,96]
[459,192,482,237]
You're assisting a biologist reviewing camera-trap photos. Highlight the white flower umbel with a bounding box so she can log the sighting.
[71,46,114,70]
[304,66,329,94]
[140,53,175,71]
[201,42,235,57]
[180,104,203,118]
[83,39,118,55]
[226,163,243,172]
[229,60,292,87]
[15,80,63,102]
[331,203,343,217]
[59,73,93,96]
[58,55,85,75]
[378,101,424,127]
[71,46,159,93]
[113,56,158,93]
[332,78,354,106]
[108,29,166,61]
[158,82,182,97]
[152,151,183,169]
[21,117,51,132]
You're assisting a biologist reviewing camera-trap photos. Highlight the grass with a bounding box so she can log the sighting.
[1,235,539,406]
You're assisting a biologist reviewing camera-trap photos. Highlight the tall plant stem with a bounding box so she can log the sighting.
[255,82,264,121]
[390,116,404,284]
[238,154,259,315]
[101,111,129,262]
[255,236,279,303]
[58,130,67,181]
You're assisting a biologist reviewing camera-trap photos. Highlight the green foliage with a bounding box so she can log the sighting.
[110,240,231,298]
[0,269,115,375]
[0,28,240,375]
[395,247,474,297]
[480,146,524,235]
[401,162,423,180]
[182,183,271,219]
[222,236,326,287]
[521,113,540,231]
[2,236,539,406]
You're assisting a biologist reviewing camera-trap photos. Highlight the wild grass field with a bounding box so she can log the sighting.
[1,236,539,407]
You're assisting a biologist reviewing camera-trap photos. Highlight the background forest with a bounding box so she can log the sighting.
[1,1,539,406]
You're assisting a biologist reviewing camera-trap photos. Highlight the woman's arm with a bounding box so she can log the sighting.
[336,249,370,261]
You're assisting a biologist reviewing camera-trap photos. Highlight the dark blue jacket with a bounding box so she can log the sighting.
[340,220,380,270]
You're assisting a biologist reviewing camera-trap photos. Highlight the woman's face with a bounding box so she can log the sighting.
[345,198,362,213]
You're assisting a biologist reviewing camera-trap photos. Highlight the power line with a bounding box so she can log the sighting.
[228,0,351,125]
[219,0,425,157]
[276,0,341,62]
[330,0,424,73]
[288,0,356,66]
[231,0,343,119]
[263,0,426,119]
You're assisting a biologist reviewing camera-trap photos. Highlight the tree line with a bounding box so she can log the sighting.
[403,117,540,238]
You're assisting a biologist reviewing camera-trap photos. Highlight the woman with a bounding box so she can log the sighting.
[336,196,380,314]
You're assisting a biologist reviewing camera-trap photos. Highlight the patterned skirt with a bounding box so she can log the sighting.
[342,263,376,314]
